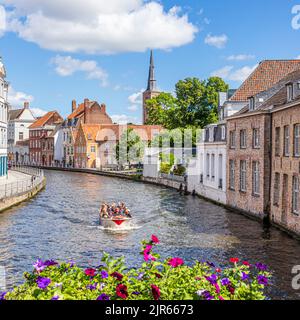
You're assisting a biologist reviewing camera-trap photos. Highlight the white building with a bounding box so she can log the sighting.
[8,102,36,164]
[187,91,236,204]
[187,124,227,204]
[0,57,8,179]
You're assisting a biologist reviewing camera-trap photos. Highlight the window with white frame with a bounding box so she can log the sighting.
[294,124,300,157]
[252,161,260,196]
[284,125,290,156]
[287,84,294,102]
[240,160,247,192]
[253,129,260,148]
[240,130,247,149]
[275,127,281,156]
[292,176,299,215]
[211,154,215,180]
[229,130,236,149]
[273,173,280,206]
[229,160,235,190]
[249,97,255,111]
[221,126,226,140]
[206,154,210,177]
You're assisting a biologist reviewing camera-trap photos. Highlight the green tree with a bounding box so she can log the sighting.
[146,77,229,129]
[116,128,145,166]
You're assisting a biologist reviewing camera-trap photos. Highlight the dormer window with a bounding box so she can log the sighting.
[249,97,255,111]
[287,84,294,102]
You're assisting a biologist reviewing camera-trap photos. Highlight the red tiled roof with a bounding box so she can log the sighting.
[29,111,62,129]
[230,60,300,101]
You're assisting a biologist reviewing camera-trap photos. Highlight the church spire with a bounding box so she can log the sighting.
[147,50,156,91]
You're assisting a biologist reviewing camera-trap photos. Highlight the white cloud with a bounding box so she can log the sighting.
[51,55,108,87]
[227,54,255,61]
[128,89,144,112]
[30,107,48,117]
[3,1,198,54]
[211,65,257,82]
[0,5,6,36]
[204,33,228,49]
[7,86,34,107]
[7,86,48,117]
[111,114,139,124]
[296,55,300,59]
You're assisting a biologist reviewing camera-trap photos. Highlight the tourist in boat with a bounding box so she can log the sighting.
[100,204,109,219]
[124,209,132,218]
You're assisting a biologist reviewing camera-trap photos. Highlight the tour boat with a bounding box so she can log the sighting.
[100,216,133,230]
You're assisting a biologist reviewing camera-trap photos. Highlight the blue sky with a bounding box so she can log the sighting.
[0,0,300,123]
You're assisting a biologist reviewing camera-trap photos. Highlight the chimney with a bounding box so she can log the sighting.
[24,101,29,109]
[101,103,106,113]
[72,100,77,112]
[84,98,89,124]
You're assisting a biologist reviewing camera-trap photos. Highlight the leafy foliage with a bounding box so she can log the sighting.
[146,77,229,129]
[2,236,271,301]
[115,128,145,165]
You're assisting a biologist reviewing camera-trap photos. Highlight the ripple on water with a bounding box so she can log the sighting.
[0,170,300,299]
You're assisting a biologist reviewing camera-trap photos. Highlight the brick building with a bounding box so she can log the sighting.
[269,77,300,234]
[29,111,63,165]
[226,67,300,228]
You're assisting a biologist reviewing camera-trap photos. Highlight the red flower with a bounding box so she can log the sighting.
[230,258,239,264]
[168,257,184,268]
[151,285,161,300]
[242,261,250,266]
[228,286,235,295]
[151,235,160,244]
[116,284,128,299]
[111,272,123,281]
[216,268,222,273]
[85,268,96,277]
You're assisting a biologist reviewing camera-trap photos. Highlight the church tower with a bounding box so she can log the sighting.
[143,50,160,124]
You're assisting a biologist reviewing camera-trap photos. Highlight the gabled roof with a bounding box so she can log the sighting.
[9,109,24,121]
[29,111,62,129]
[230,60,300,102]
[68,101,96,120]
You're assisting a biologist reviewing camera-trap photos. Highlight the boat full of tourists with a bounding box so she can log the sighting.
[99,202,133,230]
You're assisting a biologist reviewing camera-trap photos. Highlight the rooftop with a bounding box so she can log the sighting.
[230,60,300,102]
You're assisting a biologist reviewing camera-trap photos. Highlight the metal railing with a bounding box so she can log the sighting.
[0,166,45,200]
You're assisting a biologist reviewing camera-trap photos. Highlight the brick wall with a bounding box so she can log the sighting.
[271,103,300,234]
[226,113,271,218]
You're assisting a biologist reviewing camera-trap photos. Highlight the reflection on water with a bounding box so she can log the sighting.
[0,170,300,299]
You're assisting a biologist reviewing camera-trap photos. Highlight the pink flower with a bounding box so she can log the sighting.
[219,296,225,300]
[85,268,96,277]
[144,253,156,262]
[144,245,152,255]
[151,235,160,244]
[214,283,220,294]
[168,257,184,268]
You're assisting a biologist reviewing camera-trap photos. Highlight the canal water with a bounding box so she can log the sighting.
[0,170,300,299]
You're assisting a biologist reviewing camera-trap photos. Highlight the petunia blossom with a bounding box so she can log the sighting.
[36,277,51,289]
[116,284,128,299]
[168,257,184,268]
[151,285,161,300]
[151,235,160,244]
